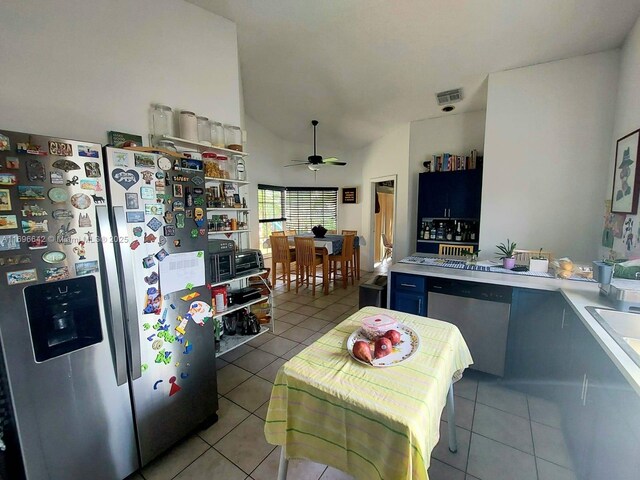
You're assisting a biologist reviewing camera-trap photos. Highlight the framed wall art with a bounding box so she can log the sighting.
[612,128,640,214]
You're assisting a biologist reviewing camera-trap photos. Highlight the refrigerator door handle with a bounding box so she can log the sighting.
[96,205,129,386]
[113,206,143,381]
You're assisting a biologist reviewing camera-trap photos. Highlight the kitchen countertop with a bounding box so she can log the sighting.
[389,256,640,397]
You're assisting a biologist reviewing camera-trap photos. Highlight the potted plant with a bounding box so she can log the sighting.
[496,239,517,269]
[529,248,549,273]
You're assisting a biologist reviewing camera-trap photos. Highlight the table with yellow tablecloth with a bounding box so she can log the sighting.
[264,306,473,480]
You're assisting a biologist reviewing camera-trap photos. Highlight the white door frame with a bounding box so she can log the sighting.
[369,174,397,271]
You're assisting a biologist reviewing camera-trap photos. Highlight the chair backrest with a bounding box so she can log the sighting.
[341,230,357,235]
[339,234,355,260]
[513,249,553,263]
[294,236,317,267]
[285,229,297,235]
[438,244,474,256]
[272,231,285,236]
[271,235,292,262]
[381,233,393,248]
[327,229,337,234]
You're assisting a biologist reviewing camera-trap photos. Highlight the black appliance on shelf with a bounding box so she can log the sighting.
[209,239,236,283]
[234,249,264,276]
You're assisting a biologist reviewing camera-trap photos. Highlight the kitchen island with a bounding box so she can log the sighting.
[388,254,640,479]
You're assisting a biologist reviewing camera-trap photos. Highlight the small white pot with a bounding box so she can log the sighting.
[529,258,549,273]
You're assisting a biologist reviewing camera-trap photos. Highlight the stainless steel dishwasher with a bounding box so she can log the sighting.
[427,278,512,377]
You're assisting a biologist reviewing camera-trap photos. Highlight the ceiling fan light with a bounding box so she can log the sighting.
[308,164,320,171]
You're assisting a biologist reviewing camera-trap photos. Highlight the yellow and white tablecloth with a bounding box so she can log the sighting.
[264,306,473,480]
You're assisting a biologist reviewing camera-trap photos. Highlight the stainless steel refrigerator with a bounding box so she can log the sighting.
[0,131,217,480]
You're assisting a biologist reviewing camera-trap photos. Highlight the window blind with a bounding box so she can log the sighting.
[285,187,338,232]
[257,184,286,223]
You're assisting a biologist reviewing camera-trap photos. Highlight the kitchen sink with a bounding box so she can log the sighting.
[586,306,640,367]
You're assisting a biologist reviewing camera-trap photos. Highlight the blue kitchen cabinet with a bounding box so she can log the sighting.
[417,169,483,220]
[389,273,427,316]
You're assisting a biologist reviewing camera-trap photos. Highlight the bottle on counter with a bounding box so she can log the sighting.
[430,223,437,240]
[436,222,445,240]
[455,221,462,242]
[470,222,477,241]
[446,223,453,241]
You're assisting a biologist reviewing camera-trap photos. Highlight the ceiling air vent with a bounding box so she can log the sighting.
[436,88,463,106]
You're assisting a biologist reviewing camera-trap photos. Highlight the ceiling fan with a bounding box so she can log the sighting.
[284,120,346,171]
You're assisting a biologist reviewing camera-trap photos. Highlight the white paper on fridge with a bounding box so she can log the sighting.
[159,250,206,294]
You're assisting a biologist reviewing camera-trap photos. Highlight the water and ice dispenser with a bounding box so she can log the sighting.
[24,277,103,362]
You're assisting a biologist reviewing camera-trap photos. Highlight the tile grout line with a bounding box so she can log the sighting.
[526,395,540,480]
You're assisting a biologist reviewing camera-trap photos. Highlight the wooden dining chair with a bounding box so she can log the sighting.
[381,233,393,262]
[341,230,358,278]
[341,230,357,235]
[271,231,285,236]
[327,229,337,234]
[329,235,355,289]
[438,244,474,256]
[294,236,324,295]
[271,235,296,291]
[513,249,554,263]
[285,229,297,235]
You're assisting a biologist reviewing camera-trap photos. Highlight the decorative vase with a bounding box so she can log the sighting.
[503,257,516,270]
[529,258,549,273]
[312,225,327,238]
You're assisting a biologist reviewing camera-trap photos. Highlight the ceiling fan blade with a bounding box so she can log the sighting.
[283,163,310,167]
[322,157,347,166]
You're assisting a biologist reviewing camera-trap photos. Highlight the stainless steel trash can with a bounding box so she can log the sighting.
[359,275,388,309]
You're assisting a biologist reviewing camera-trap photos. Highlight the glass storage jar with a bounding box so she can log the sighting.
[216,155,234,179]
[232,154,246,181]
[210,121,225,148]
[224,125,243,151]
[203,152,221,178]
[179,110,198,141]
[197,116,211,145]
[151,104,173,137]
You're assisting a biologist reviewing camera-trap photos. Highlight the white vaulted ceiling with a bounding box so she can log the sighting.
[188,0,640,151]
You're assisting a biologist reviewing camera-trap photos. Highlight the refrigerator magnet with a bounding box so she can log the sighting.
[126,211,145,223]
[134,153,155,168]
[0,190,11,211]
[75,260,99,276]
[72,241,87,260]
[26,159,46,182]
[0,173,18,186]
[48,141,73,156]
[155,171,165,180]
[191,175,204,186]
[190,228,198,238]
[185,209,193,218]
[6,268,37,285]
[78,145,99,158]
[54,223,76,244]
[169,376,182,397]
[175,213,185,229]
[153,380,163,390]
[173,184,184,198]
[84,161,101,178]
[22,204,48,217]
[0,254,31,267]
[172,200,184,212]
[80,179,97,191]
[145,204,164,216]
[130,240,140,250]
[0,215,18,230]
[0,133,10,151]
[50,171,64,185]
[183,342,193,355]
[142,255,155,269]
[147,217,162,232]
[157,156,172,171]
[155,180,165,192]
[173,240,180,247]
[180,292,200,301]
[52,159,80,172]
[141,171,154,184]
[43,266,70,282]
[163,225,176,236]
[158,235,166,246]
[132,227,143,237]
[18,186,45,200]
[70,193,91,209]
[52,208,73,219]
[27,236,47,250]
[180,372,189,379]
[163,212,174,224]
[140,186,155,200]
[144,271,159,285]
[17,142,46,155]
[78,213,91,228]
[143,287,162,315]
[65,175,79,186]
[112,152,130,167]
[111,169,139,190]
[42,251,66,264]
[125,193,139,209]
[6,157,19,169]
[21,219,47,233]
[144,233,156,243]
[155,249,168,262]
[198,228,206,236]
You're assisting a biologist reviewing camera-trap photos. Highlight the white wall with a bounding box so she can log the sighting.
[352,124,411,270]
[480,51,619,262]
[244,116,363,250]
[603,15,640,259]
[0,0,242,144]
[408,111,487,245]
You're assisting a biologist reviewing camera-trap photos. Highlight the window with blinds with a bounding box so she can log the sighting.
[285,187,338,233]
[258,184,286,256]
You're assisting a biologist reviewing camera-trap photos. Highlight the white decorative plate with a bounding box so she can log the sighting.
[347,323,420,367]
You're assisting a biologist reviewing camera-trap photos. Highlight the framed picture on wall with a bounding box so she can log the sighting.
[612,129,640,214]
[342,187,358,204]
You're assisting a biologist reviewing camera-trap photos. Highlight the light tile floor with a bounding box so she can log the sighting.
[130,271,576,480]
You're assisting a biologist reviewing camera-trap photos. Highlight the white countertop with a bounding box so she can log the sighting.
[390,257,640,396]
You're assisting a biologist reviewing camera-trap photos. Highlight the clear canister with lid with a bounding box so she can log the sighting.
[216,155,234,179]
[197,116,211,145]
[232,154,246,181]
[179,110,198,141]
[203,152,220,178]
[151,104,174,137]
[210,121,225,148]
[224,125,243,151]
